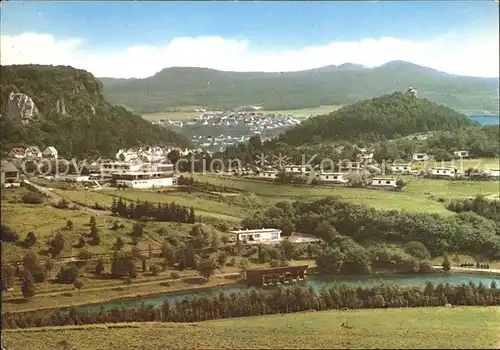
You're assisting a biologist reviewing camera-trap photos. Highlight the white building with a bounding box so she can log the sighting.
[370,177,397,188]
[229,228,281,244]
[430,167,457,178]
[25,146,42,159]
[318,172,348,184]
[259,170,279,179]
[100,161,143,179]
[391,163,412,174]
[357,148,374,161]
[454,150,470,159]
[284,165,311,174]
[412,153,430,161]
[42,146,59,159]
[113,171,174,189]
[115,148,139,162]
[489,169,500,178]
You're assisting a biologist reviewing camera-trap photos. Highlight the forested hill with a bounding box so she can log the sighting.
[279,91,474,146]
[100,61,499,113]
[0,65,191,159]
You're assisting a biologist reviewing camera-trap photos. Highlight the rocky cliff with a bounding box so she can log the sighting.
[0,64,191,158]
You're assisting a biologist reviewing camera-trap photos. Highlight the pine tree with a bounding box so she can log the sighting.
[21,270,36,299]
[442,255,451,272]
[188,207,196,224]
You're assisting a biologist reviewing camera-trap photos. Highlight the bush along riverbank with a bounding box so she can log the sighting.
[3,280,499,328]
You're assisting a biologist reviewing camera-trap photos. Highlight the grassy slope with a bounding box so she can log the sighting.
[3,307,499,349]
[192,174,500,215]
[1,188,196,262]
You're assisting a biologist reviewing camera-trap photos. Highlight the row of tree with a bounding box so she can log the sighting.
[110,197,196,224]
[3,280,499,328]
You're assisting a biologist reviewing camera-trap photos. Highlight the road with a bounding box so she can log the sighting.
[432,265,500,275]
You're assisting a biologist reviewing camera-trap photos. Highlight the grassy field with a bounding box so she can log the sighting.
[3,307,499,349]
[141,104,343,121]
[411,158,500,172]
[51,187,261,222]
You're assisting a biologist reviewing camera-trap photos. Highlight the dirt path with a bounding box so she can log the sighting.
[432,266,500,275]
[24,179,112,216]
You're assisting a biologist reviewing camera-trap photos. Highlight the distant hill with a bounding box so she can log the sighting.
[0,65,191,158]
[100,61,499,114]
[278,91,474,145]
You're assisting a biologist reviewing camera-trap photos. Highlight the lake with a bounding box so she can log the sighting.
[78,273,499,312]
[469,115,499,125]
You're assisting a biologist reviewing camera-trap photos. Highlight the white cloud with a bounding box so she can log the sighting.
[1,32,498,78]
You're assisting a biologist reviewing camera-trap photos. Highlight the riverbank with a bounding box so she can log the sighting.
[433,266,500,277]
[2,274,240,314]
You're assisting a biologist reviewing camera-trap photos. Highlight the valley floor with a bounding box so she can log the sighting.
[3,307,499,349]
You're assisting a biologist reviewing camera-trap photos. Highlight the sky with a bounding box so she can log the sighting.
[1,1,499,79]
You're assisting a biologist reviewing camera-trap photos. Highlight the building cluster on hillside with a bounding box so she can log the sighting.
[151,110,301,151]
[2,145,207,190]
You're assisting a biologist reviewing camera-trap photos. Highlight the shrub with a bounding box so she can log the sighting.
[21,192,44,204]
[0,225,19,242]
[150,264,160,276]
[57,265,79,284]
[23,232,37,248]
[170,271,180,279]
[54,199,70,209]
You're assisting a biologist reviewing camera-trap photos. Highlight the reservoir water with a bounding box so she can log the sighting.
[79,273,499,312]
[469,115,499,125]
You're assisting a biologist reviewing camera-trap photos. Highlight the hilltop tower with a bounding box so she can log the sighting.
[406,86,418,98]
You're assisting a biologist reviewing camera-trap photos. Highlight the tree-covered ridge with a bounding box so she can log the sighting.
[100,61,499,113]
[279,92,474,146]
[0,65,191,158]
[241,197,500,261]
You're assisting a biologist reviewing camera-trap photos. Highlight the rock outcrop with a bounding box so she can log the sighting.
[56,96,68,116]
[6,92,40,125]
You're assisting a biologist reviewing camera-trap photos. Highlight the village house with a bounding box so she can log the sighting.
[100,160,143,179]
[284,165,311,175]
[115,148,139,162]
[229,228,282,244]
[489,169,500,178]
[317,172,348,184]
[430,167,457,178]
[42,146,59,159]
[391,163,412,174]
[340,162,362,172]
[25,146,42,159]
[1,161,20,187]
[8,148,25,159]
[453,150,471,159]
[412,153,430,161]
[113,170,174,189]
[259,170,280,179]
[357,148,374,161]
[370,177,397,188]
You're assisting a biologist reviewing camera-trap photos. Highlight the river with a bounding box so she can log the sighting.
[78,273,499,312]
[469,115,499,125]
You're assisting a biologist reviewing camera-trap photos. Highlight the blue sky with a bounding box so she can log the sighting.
[1,1,498,78]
